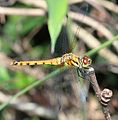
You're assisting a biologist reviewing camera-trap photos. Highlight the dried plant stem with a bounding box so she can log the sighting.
[0,92,56,119]
[85,67,112,120]
[0,7,46,16]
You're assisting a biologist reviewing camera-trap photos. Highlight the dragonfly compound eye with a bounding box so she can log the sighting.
[82,56,92,68]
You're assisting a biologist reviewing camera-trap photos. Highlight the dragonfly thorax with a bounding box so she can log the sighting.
[61,53,91,68]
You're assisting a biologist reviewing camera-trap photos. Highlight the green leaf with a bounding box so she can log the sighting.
[0,67,10,81]
[14,71,36,89]
[46,0,68,53]
[4,16,46,40]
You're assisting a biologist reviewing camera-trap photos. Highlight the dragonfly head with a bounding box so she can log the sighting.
[81,56,92,68]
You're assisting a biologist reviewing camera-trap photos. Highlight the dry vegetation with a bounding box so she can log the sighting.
[0,0,118,120]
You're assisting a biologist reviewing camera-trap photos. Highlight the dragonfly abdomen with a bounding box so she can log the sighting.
[11,58,62,66]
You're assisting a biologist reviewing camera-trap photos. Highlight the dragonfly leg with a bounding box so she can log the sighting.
[77,67,88,79]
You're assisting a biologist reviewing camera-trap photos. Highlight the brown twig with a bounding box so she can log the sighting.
[84,67,113,120]
[0,91,57,119]
[68,11,113,40]
[0,7,46,16]
[19,0,47,10]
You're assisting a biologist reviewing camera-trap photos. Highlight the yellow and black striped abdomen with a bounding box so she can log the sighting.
[11,57,62,66]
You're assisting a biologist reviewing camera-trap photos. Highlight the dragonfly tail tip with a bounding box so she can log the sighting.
[10,60,18,65]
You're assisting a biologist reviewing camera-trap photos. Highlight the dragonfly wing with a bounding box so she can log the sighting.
[68,68,90,119]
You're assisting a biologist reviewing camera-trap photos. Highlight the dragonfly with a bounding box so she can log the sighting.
[11,3,91,118]
[11,53,92,69]
[11,53,92,112]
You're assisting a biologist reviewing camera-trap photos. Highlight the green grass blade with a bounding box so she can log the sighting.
[86,34,118,56]
[0,67,66,110]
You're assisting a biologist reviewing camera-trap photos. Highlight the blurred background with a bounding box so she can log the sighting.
[0,0,118,120]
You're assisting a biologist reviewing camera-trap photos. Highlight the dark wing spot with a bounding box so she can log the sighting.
[43,62,45,64]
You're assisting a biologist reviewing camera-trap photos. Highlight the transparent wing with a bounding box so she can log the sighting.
[36,2,90,119]
[67,2,89,53]
[52,2,90,119]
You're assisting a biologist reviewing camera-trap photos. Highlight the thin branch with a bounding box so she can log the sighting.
[84,67,113,120]
[68,11,118,52]
[19,0,47,10]
[0,7,46,16]
[91,0,118,14]
[0,92,57,119]
[69,11,113,39]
